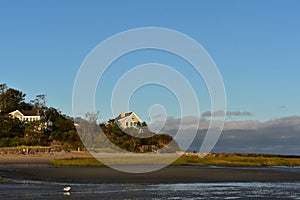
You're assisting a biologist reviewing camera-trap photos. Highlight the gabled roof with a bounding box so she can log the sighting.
[115,112,133,120]
[10,109,41,116]
[21,109,40,116]
[115,112,141,122]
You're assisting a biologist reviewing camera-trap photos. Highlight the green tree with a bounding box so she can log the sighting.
[0,83,8,112]
[17,102,33,111]
[142,121,147,127]
[24,121,47,146]
[75,114,105,150]
[101,120,179,153]
[31,94,47,109]
[0,88,25,113]
[0,114,22,138]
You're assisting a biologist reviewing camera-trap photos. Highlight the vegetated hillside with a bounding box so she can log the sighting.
[0,83,83,150]
[76,117,180,153]
[0,83,180,153]
[100,120,180,153]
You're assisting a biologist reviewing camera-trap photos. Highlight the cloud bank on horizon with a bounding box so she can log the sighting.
[201,111,253,118]
[149,113,300,155]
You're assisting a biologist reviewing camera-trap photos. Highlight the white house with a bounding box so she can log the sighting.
[115,111,141,129]
[9,109,43,122]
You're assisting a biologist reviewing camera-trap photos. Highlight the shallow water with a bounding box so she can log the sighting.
[1,181,300,199]
[1,166,300,199]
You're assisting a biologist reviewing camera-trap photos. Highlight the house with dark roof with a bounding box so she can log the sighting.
[115,111,141,129]
[9,109,44,122]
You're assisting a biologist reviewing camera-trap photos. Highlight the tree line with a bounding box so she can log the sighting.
[0,83,83,150]
[0,83,180,153]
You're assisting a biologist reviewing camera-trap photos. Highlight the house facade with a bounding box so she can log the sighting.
[115,111,141,129]
[9,109,43,122]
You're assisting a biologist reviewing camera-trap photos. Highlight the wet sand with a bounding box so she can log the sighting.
[1,166,300,184]
[1,153,300,184]
[1,154,300,200]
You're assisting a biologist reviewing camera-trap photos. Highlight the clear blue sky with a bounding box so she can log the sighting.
[1,0,300,122]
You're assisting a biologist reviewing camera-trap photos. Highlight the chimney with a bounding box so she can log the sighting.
[121,112,125,118]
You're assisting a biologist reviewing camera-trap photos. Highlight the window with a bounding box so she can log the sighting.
[126,122,128,126]
[130,122,133,126]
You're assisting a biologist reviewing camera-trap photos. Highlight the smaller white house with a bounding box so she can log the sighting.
[115,111,141,129]
[9,109,43,122]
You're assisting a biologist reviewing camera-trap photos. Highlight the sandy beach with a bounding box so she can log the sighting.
[1,153,300,184]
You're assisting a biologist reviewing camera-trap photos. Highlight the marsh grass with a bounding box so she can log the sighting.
[51,154,300,167]
[172,155,300,167]
[51,157,104,166]
[51,155,179,166]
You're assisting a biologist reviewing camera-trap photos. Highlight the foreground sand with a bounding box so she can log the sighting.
[1,152,300,183]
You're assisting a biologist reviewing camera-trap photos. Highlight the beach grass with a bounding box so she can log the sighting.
[51,155,179,166]
[172,155,300,167]
[51,157,104,166]
[51,154,300,167]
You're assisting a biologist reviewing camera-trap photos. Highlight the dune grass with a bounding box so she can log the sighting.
[51,154,300,167]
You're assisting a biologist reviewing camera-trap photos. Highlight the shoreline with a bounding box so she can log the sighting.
[1,153,300,184]
[1,165,300,184]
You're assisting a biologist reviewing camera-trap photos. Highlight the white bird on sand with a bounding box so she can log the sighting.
[63,186,71,192]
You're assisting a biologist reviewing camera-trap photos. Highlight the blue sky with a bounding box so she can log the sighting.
[1,1,300,122]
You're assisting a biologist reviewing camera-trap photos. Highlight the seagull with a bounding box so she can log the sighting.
[63,186,71,192]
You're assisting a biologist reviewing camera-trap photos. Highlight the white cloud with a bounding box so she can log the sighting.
[149,115,300,155]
